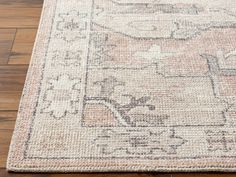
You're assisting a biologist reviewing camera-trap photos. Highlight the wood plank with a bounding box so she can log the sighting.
[0,4,42,28]
[0,0,43,8]
[172,173,236,177]
[0,65,28,76]
[0,111,17,168]
[0,111,16,130]
[0,131,12,168]
[0,92,21,111]
[8,29,37,64]
[0,65,28,91]
[0,29,16,64]
[0,77,25,91]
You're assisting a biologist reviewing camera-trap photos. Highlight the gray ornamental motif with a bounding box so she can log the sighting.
[41,75,81,119]
[89,33,117,66]
[93,0,236,40]
[93,76,125,97]
[206,130,236,152]
[55,10,88,42]
[94,129,187,155]
[51,50,82,67]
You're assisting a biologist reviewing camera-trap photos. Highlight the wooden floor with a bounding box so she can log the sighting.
[0,0,235,176]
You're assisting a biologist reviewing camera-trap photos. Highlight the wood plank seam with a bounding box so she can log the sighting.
[7,28,17,64]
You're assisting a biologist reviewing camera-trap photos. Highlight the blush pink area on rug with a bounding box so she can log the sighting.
[7,0,236,172]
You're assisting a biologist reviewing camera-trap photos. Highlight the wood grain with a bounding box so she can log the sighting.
[0,92,21,111]
[0,111,17,168]
[0,65,28,76]
[0,0,42,28]
[0,65,27,91]
[0,8,42,28]
[0,29,16,64]
[0,0,235,176]
[0,111,16,130]
[8,29,37,64]
[0,0,43,8]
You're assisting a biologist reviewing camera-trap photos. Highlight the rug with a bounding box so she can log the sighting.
[7,0,236,172]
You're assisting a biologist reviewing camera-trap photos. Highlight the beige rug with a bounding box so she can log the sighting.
[7,0,236,172]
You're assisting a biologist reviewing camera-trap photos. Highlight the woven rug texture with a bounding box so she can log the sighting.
[7,0,236,172]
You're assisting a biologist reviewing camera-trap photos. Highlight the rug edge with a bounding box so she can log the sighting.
[6,0,53,170]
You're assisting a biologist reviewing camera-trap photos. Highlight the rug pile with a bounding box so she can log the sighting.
[7,0,236,172]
